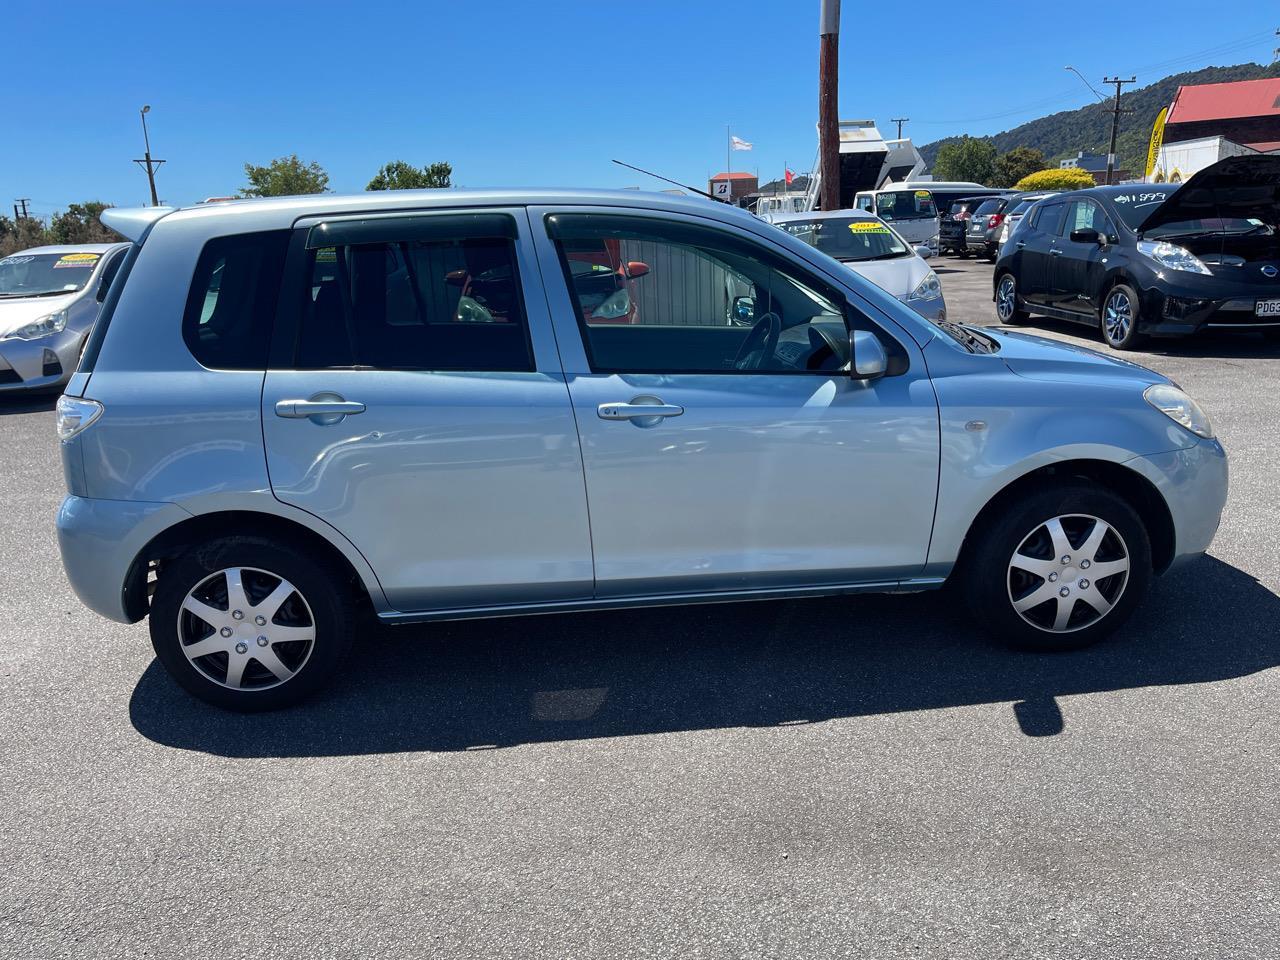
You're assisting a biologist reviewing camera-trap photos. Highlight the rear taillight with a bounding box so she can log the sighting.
[987,213,1005,229]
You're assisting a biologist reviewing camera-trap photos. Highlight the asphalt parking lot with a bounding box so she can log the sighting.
[3,256,1278,959]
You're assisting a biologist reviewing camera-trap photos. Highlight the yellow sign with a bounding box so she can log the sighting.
[1146,106,1168,179]
[849,221,890,234]
[53,252,101,269]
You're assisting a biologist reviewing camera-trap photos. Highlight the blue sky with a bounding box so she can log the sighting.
[3,1,1277,216]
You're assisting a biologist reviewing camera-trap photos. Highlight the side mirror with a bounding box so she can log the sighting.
[850,329,888,381]
[95,280,109,303]
[1069,228,1101,245]
[444,269,468,287]
[731,296,756,323]
[623,260,650,280]
[913,244,934,260]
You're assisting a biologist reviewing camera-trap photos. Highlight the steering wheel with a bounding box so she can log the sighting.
[806,324,848,371]
[733,311,782,370]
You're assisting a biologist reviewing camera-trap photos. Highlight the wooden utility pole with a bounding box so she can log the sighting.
[892,117,909,139]
[818,0,840,211]
[1103,76,1135,186]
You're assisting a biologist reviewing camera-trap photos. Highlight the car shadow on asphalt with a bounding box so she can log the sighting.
[0,393,58,415]
[129,555,1280,756]
[1002,317,1279,360]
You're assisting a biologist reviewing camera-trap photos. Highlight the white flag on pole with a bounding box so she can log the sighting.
[730,136,753,151]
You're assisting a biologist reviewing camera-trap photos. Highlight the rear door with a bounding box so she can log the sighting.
[1051,199,1114,316]
[528,206,941,598]
[1014,200,1066,306]
[261,209,593,613]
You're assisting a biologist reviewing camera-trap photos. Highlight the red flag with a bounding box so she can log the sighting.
[784,168,795,185]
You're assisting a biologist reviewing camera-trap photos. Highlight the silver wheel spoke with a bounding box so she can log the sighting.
[1078,585,1113,617]
[254,647,294,682]
[224,568,251,614]
[1078,519,1110,563]
[1010,551,1059,579]
[225,655,247,689]
[270,624,315,645]
[1089,558,1129,580]
[1014,581,1059,613]
[182,635,228,659]
[255,580,296,623]
[181,596,225,628]
[1052,596,1075,631]
[1044,518,1072,560]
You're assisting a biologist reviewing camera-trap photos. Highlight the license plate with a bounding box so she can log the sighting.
[1258,299,1280,317]
[970,225,984,233]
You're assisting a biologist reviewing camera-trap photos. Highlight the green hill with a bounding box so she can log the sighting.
[919,62,1280,176]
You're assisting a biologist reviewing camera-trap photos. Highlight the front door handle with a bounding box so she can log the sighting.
[1049,248,1063,257]
[275,396,366,422]
[1016,241,1027,249]
[598,397,684,423]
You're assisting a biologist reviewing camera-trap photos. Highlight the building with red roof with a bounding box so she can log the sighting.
[1164,76,1280,153]
[709,171,758,205]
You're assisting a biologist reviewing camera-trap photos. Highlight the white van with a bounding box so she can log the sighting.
[854,181,1002,253]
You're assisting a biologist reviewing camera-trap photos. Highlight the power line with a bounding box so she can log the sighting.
[1102,76,1137,185]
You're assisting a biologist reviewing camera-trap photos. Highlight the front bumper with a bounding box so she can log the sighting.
[1136,276,1280,337]
[1124,438,1228,571]
[57,495,190,623]
[0,329,82,392]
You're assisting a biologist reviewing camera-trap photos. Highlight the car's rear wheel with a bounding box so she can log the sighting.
[995,273,1030,325]
[149,536,355,711]
[962,484,1152,651]
[1101,283,1146,350]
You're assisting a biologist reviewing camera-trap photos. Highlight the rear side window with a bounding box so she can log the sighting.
[291,216,533,372]
[1033,202,1067,236]
[183,231,289,369]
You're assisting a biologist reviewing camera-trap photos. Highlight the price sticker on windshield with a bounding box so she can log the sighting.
[849,222,890,234]
[53,253,100,269]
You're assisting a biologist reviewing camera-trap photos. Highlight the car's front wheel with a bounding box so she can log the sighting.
[149,536,355,710]
[995,273,1030,325]
[962,483,1153,651]
[1101,283,1146,350]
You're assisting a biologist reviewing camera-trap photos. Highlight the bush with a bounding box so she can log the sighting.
[1013,167,1097,192]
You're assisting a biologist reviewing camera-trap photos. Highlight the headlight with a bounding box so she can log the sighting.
[908,271,942,302]
[590,288,631,320]
[3,309,69,341]
[1137,240,1211,275]
[55,395,103,441]
[1144,383,1214,439]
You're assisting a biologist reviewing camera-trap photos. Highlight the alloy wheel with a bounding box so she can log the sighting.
[996,275,1017,321]
[1103,290,1133,344]
[176,566,316,690]
[1006,514,1131,633]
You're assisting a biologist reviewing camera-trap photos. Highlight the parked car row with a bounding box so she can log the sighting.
[54,188,1226,709]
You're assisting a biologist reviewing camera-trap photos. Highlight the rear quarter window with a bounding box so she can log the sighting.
[183,231,290,369]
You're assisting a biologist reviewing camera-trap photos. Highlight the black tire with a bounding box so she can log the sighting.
[1100,282,1147,351]
[986,248,999,264]
[994,272,1030,325]
[961,483,1153,652]
[149,536,355,711]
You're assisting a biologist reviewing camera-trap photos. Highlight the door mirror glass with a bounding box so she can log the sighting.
[913,244,934,260]
[731,295,756,324]
[623,260,650,280]
[851,329,887,380]
[1069,228,1100,245]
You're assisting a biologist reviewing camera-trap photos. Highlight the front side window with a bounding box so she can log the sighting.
[292,218,532,372]
[547,214,850,375]
[183,231,290,369]
[1064,200,1112,237]
[779,217,909,262]
[876,190,936,222]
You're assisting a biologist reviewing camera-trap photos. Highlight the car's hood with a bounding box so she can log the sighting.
[984,327,1169,387]
[839,255,929,300]
[1138,154,1280,235]
[0,294,78,336]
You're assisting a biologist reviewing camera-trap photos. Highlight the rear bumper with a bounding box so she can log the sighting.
[1123,438,1228,571]
[57,495,189,623]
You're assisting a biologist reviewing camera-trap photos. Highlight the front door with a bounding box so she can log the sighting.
[261,210,593,613]
[529,207,941,598]
[1051,199,1114,316]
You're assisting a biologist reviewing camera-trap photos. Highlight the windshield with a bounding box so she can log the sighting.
[974,198,1004,216]
[778,217,910,261]
[0,252,101,297]
[876,190,937,222]
[1108,188,1178,231]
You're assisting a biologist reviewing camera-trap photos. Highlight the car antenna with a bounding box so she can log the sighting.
[611,159,725,202]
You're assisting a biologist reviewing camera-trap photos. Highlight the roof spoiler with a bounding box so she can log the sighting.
[101,206,175,242]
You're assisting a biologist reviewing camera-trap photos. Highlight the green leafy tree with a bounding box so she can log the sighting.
[239,155,330,197]
[367,160,453,190]
[931,136,997,185]
[49,202,123,245]
[1013,167,1096,192]
[993,147,1048,189]
[0,215,53,256]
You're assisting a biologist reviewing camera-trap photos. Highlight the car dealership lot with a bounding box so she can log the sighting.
[2,257,1278,958]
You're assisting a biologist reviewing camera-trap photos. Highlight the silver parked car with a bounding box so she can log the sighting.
[0,244,130,391]
[56,190,1227,710]
[770,209,946,322]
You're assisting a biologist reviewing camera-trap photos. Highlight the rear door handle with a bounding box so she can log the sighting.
[1049,248,1062,256]
[275,398,366,420]
[597,400,684,421]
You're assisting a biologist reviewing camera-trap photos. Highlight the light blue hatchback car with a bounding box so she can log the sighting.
[55,190,1227,710]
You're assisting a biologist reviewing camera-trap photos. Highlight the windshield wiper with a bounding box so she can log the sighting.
[936,319,996,354]
[0,289,77,299]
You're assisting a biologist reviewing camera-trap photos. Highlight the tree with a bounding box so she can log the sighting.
[931,136,997,185]
[993,147,1048,189]
[0,215,52,257]
[49,202,123,245]
[1013,167,1096,192]
[366,160,452,191]
[239,155,329,197]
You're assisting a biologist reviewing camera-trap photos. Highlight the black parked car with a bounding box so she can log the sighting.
[939,197,986,256]
[993,156,1280,349]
